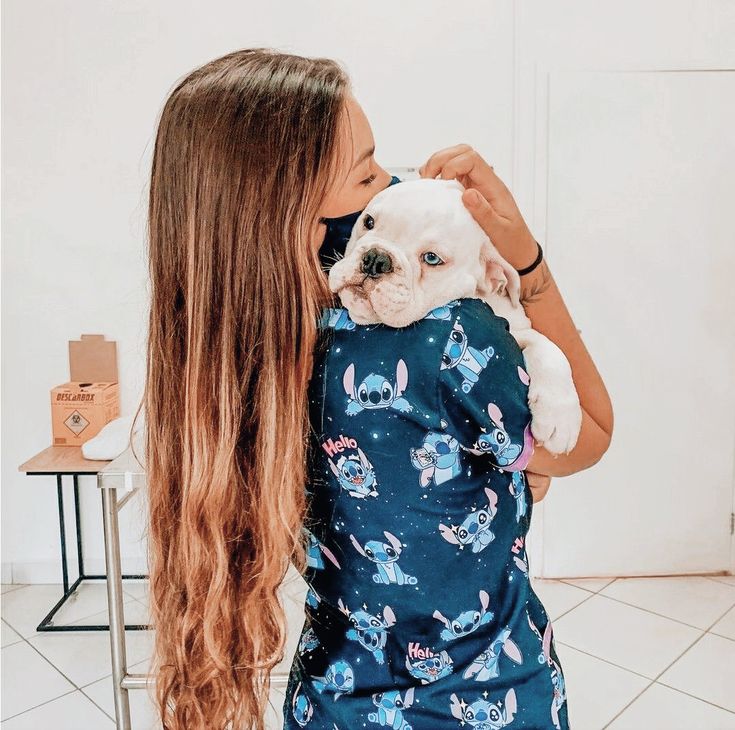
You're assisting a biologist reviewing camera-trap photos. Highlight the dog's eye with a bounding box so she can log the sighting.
[422,251,444,266]
[363,214,375,230]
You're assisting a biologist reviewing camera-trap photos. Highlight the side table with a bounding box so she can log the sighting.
[17,446,150,632]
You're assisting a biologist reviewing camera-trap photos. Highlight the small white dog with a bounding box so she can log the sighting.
[327,178,582,456]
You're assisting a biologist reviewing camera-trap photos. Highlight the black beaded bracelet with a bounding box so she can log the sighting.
[515,240,543,276]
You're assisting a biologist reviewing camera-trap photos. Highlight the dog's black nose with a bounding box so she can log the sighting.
[361,248,393,277]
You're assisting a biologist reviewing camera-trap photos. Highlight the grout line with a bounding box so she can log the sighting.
[78,686,117,725]
[555,640,656,682]
[1,638,115,724]
[600,600,735,727]
[0,688,80,724]
[549,584,735,633]
[0,584,29,596]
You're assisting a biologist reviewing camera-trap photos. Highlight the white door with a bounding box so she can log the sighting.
[514,2,735,577]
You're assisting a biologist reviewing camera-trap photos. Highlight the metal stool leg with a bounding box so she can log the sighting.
[101,486,132,729]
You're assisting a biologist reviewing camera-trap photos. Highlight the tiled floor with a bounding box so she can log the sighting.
[2,573,734,729]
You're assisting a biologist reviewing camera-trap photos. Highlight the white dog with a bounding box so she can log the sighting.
[327,178,582,456]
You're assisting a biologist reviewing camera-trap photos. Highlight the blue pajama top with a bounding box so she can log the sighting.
[282,177,570,730]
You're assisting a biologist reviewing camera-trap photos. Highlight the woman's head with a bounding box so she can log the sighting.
[140,48,372,729]
[319,93,393,224]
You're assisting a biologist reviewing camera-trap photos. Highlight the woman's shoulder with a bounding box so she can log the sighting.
[317,297,509,333]
[448,297,511,328]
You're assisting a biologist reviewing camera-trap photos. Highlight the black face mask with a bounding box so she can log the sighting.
[318,175,403,272]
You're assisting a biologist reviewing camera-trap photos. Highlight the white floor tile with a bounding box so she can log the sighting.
[1,619,22,648]
[27,624,154,688]
[120,578,149,603]
[67,598,152,629]
[1,584,27,595]
[82,662,161,730]
[553,643,649,730]
[599,576,735,629]
[659,633,735,712]
[4,574,732,727]
[608,681,735,729]
[1,583,140,639]
[81,658,288,730]
[711,606,735,641]
[552,594,701,678]
[560,577,617,593]
[530,579,593,621]
[0,641,75,720]
[267,684,286,730]
[1,689,114,729]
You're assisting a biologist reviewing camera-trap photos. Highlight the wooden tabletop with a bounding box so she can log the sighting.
[18,446,111,474]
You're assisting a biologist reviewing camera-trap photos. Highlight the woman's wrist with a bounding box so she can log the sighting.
[499,232,539,271]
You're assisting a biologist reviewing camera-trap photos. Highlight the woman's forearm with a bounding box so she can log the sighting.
[506,236,614,478]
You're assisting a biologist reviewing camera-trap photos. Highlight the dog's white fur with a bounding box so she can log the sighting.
[328,178,582,455]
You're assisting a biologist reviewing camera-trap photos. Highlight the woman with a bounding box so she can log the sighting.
[141,48,613,730]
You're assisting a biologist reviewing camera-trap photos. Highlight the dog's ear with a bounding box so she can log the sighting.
[480,238,521,307]
[486,261,508,296]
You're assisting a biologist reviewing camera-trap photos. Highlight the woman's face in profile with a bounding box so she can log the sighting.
[315,93,392,248]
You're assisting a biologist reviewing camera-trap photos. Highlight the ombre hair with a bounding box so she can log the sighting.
[134,48,350,729]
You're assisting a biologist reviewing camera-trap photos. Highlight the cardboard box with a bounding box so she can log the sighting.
[50,334,120,446]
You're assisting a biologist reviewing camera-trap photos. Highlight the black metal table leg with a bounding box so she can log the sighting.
[32,471,151,632]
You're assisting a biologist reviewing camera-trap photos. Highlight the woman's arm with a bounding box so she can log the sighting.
[499,237,614,478]
[419,145,614,478]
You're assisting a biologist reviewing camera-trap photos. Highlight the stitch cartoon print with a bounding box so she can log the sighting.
[284,189,570,728]
[283,298,571,729]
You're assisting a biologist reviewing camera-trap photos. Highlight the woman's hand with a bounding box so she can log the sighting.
[526,471,552,503]
[418,143,538,269]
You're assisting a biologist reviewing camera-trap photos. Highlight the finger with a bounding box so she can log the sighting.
[462,186,504,235]
[529,483,550,503]
[437,150,479,182]
[418,143,473,178]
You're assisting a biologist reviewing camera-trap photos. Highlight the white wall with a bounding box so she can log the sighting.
[1,0,520,582]
[5,0,734,586]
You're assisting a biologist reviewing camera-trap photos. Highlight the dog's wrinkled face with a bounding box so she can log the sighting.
[328,178,520,327]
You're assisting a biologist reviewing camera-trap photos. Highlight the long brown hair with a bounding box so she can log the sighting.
[135,48,349,729]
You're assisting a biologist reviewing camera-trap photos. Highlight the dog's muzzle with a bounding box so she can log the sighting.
[360,248,394,278]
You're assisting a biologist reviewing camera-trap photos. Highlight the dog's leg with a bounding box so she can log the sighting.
[510,327,582,455]
[476,292,582,454]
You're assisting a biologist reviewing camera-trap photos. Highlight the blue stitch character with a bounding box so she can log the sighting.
[298,627,320,656]
[310,659,355,701]
[328,447,379,498]
[440,320,496,393]
[467,403,528,468]
[349,530,418,585]
[338,598,397,665]
[405,647,454,684]
[304,527,341,571]
[508,471,527,522]
[368,687,415,729]
[342,359,413,416]
[449,688,518,729]
[438,488,499,553]
[463,626,524,681]
[433,589,495,641]
[423,299,460,321]
[319,307,356,331]
[410,431,462,487]
[290,681,314,727]
[305,583,321,610]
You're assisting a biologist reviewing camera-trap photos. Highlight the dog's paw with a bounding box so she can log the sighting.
[527,381,582,455]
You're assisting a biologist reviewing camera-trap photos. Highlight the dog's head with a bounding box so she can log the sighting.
[328,178,520,327]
